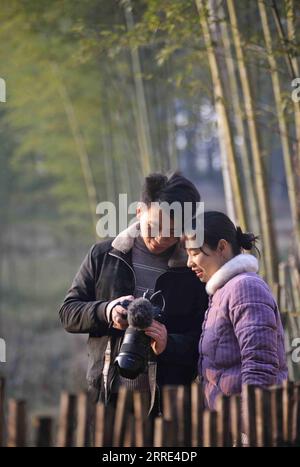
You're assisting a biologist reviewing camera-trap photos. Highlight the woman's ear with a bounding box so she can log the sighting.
[218,239,228,253]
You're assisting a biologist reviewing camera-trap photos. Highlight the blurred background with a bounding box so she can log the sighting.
[0,0,299,423]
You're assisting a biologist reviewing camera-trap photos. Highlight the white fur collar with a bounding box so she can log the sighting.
[111,221,188,268]
[206,254,259,295]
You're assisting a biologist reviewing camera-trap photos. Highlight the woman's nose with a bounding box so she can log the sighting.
[187,256,193,268]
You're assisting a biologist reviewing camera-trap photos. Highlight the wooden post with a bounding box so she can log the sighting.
[161,386,178,446]
[230,395,242,447]
[34,417,53,447]
[282,380,294,446]
[191,382,204,447]
[254,387,264,447]
[270,386,283,446]
[76,392,90,447]
[56,392,77,447]
[242,385,256,447]
[123,414,135,447]
[94,402,115,447]
[112,387,133,447]
[0,377,5,447]
[162,386,177,420]
[255,388,271,447]
[215,395,232,447]
[203,410,217,447]
[133,391,153,447]
[291,383,300,446]
[176,386,191,447]
[153,417,174,447]
[7,399,26,447]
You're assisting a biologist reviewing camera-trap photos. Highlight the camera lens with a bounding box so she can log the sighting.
[115,354,145,379]
[114,327,150,379]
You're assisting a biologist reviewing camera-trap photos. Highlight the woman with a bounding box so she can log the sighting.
[186,211,288,410]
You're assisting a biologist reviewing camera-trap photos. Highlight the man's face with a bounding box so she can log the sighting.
[136,204,179,254]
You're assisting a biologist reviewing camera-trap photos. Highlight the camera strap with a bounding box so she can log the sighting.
[103,337,111,404]
[148,361,157,416]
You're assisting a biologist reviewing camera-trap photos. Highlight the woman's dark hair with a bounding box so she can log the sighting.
[201,211,259,256]
[141,171,201,222]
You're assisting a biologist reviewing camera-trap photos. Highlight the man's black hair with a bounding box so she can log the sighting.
[141,171,201,211]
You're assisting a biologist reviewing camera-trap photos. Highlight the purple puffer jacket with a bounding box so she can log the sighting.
[198,255,288,409]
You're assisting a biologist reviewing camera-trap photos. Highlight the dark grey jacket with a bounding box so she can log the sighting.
[59,223,208,403]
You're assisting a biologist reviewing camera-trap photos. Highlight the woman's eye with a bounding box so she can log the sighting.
[189,250,198,257]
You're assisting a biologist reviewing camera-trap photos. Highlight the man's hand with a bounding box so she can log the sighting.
[106,295,134,330]
[144,320,168,355]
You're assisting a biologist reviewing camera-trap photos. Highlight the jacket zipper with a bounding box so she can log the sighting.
[198,295,213,382]
[108,251,137,292]
[109,250,188,296]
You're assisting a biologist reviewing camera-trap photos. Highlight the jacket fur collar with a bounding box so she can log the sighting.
[206,253,259,296]
[111,221,188,268]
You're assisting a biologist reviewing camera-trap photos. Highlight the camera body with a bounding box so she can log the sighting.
[114,290,165,379]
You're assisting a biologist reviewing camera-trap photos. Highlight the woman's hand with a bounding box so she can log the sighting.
[144,320,168,355]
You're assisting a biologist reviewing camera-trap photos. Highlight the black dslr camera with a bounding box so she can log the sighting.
[114,290,165,379]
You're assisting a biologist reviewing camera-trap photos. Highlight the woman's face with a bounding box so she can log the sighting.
[187,242,229,283]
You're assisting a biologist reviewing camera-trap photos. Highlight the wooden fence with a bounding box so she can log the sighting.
[0,258,298,447]
[0,377,300,447]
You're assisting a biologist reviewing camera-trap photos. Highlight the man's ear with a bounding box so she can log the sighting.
[136,201,148,219]
[136,203,142,219]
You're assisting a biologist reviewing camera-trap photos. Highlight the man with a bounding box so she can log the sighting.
[59,172,208,415]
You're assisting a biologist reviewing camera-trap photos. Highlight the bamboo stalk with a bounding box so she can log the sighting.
[218,3,259,233]
[271,0,296,78]
[271,0,300,259]
[100,78,117,205]
[227,0,279,284]
[259,0,300,256]
[122,0,153,176]
[51,63,98,235]
[285,0,300,260]
[196,0,247,230]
